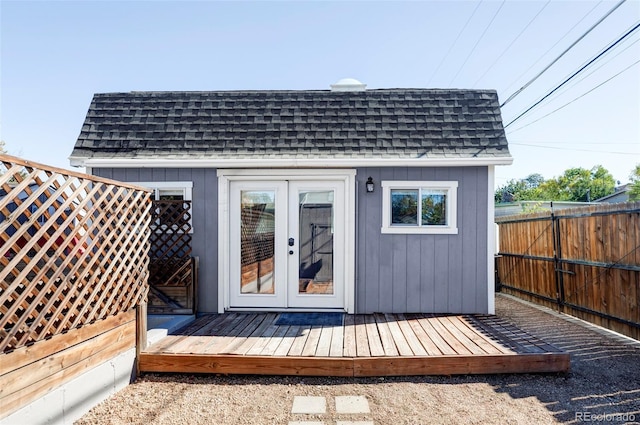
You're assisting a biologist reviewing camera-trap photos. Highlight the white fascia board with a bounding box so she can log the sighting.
[69,156,514,168]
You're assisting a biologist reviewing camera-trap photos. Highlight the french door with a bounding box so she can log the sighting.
[228,179,345,310]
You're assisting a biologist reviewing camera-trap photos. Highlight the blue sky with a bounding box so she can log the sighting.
[1,0,639,188]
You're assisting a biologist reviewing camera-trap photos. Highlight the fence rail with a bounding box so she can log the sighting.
[496,202,640,340]
[0,154,152,353]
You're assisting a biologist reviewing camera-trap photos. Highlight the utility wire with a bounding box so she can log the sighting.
[506,58,640,134]
[472,0,551,88]
[504,21,640,128]
[427,1,483,87]
[501,1,603,95]
[509,38,640,134]
[538,36,640,106]
[500,0,626,107]
[448,0,506,87]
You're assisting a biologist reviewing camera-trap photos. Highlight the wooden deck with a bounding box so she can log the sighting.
[139,313,570,376]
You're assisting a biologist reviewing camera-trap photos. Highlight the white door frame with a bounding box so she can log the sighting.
[217,169,356,313]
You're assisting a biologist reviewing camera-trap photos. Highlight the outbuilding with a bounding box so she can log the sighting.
[70,79,512,315]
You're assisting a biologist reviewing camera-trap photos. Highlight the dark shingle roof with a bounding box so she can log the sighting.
[70,89,510,161]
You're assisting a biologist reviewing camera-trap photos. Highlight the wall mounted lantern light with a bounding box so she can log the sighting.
[366,177,375,193]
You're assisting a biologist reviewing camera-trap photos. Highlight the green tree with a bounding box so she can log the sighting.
[495,166,616,203]
[629,164,640,201]
[495,173,545,203]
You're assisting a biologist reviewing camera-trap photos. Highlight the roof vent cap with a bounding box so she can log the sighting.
[330,78,367,92]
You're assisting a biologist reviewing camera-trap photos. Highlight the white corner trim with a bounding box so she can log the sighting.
[218,174,229,314]
[345,172,356,314]
[218,175,230,314]
[487,165,496,315]
[71,156,514,169]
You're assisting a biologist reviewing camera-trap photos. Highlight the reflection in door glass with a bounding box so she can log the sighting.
[240,190,275,294]
[298,190,334,295]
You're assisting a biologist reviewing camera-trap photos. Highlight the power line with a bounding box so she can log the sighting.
[501,1,604,95]
[506,58,640,134]
[539,35,640,106]
[500,0,626,107]
[427,1,483,87]
[504,21,640,128]
[448,0,506,87]
[472,0,551,88]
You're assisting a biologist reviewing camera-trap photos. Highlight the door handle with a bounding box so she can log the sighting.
[288,237,295,247]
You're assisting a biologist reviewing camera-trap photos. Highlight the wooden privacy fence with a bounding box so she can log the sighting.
[496,202,640,340]
[0,154,151,418]
[148,199,198,314]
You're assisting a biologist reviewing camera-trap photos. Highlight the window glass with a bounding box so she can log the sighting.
[158,189,185,201]
[391,189,418,225]
[381,180,458,234]
[421,189,447,225]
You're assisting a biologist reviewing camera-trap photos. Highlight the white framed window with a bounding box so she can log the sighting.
[381,180,458,234]
[135,181,193,202]
[135,181,193,233]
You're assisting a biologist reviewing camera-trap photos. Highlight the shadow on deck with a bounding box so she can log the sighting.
[139,312,570,376]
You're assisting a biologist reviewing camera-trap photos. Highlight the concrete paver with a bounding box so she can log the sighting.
[336,422,374,425]
[335,396,370,414]
[291,396,327,414]
[288,422,325,425]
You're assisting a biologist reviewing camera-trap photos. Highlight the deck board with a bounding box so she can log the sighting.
[436,316,485,355]
[315,327,333,357]
[364,315,385,357]
[396,314,428,356]
[301,326,322,357]
[259,325,290,356]
[374,313,400,356]
[383,313,414,356]
[342,315,357,357]
[328,324,344,357]
[452,316,511,355]
[405,315,442,356]
[354,315,370,357]
[287,326,311,356]
[141,312,570,376]
[416,316,457,355]
[273,325,301,356]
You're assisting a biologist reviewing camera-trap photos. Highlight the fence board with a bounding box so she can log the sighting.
[496,202,640,340]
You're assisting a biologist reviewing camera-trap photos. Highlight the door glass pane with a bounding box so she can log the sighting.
[298,190,334,295]
[240,190,275,294]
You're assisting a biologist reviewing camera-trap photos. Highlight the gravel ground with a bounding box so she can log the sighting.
[76,295,640,425]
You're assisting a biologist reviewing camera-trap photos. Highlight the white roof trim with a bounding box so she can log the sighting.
[69,156,513,168]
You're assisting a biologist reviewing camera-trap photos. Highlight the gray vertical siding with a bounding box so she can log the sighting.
[93,168,220,313]
[94,165,488,315]
[356,166,489,314]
